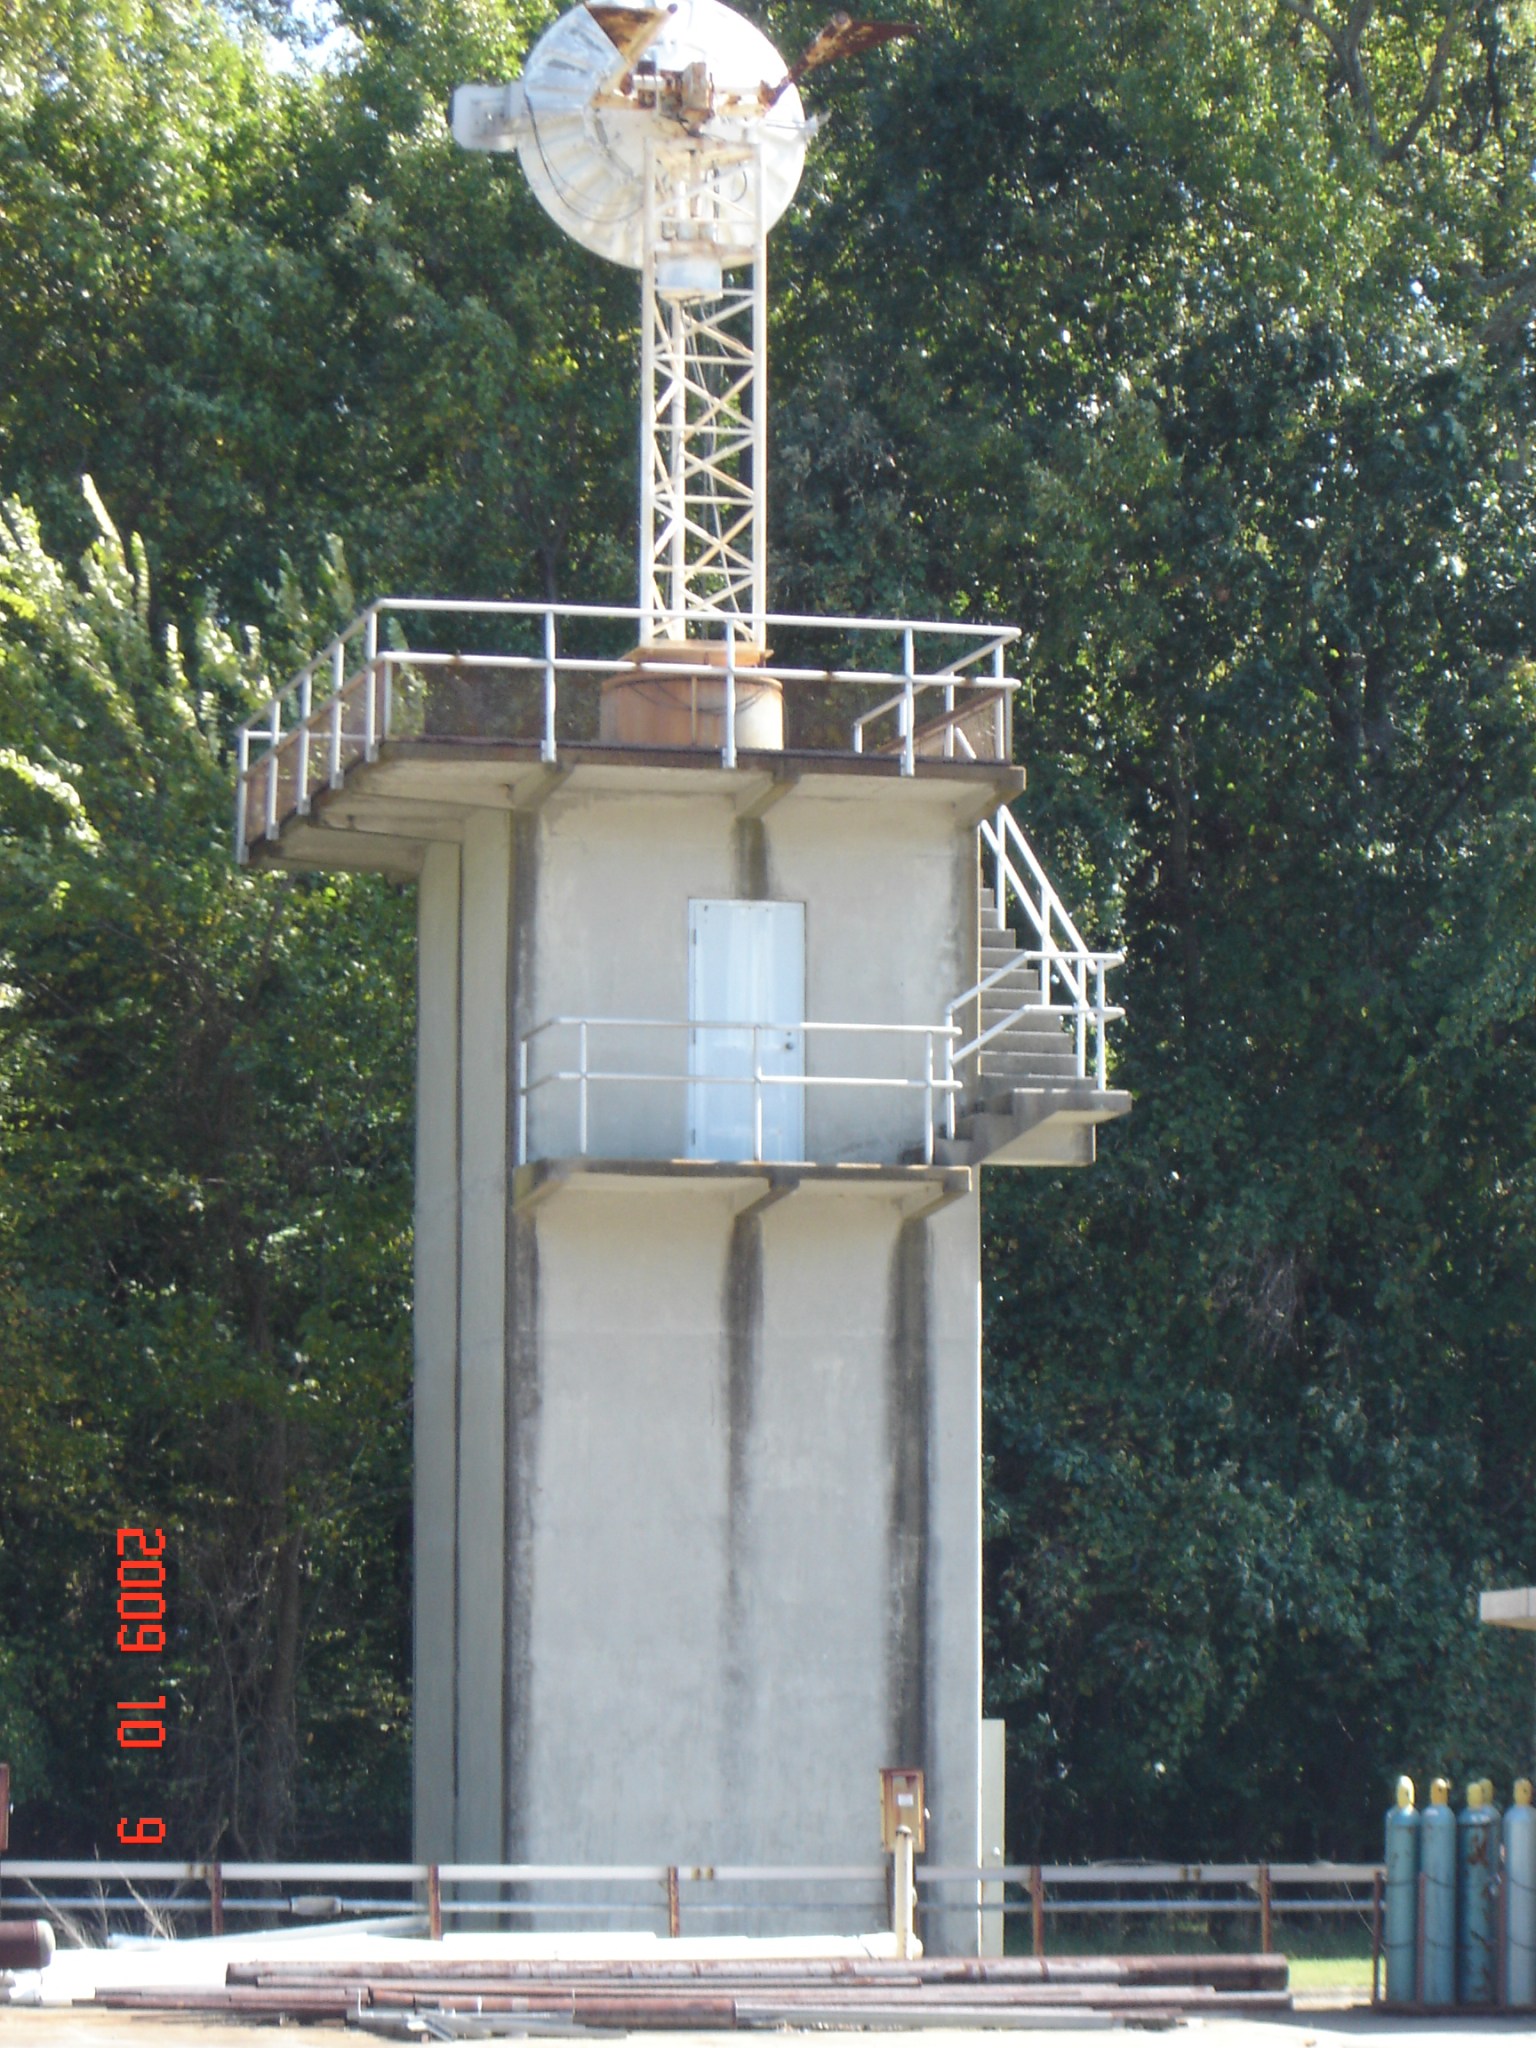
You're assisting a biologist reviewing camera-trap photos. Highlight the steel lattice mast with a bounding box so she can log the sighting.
[639,139,768,645]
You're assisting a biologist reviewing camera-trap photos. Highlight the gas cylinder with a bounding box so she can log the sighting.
[1458,1778,1501,2004]
[1506,1778,1536,2009]
[1421,1777,1457,2005]
[1384,1775,1420,2004]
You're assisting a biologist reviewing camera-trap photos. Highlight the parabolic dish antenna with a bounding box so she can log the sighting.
[454,2,915,654]
[513,0,809,274]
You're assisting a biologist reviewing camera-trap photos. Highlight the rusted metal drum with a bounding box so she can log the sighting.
[600,642,783,750]
[0,1919,55,1971]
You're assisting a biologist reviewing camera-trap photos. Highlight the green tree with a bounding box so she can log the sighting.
[0,483,415,1854]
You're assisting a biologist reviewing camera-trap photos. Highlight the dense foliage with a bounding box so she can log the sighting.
[2,0,1534,1861]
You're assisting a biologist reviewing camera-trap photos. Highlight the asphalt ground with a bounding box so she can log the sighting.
[5,2005,1536,2048]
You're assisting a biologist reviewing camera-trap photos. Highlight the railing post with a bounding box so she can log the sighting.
[1258,1861,1272,1953]
[295,671,313,815]
[666,1864,681,1939]
[923,1032,935,1165]
[363,610,379,760]
[994,639,1008,761]
[1095,960,1108,1090]
[753,1026,764,1161]
[993,807,1007,929]
[1030,1864,1045,1957]
[723,620,738,770]
[209,1862,224,1937]
[578,1020,589,1157]
[428,1863,443,1942]
[235,727,250,866]
[542,609,558,764]
[900,627,916,778]
[945,1026,956,1142]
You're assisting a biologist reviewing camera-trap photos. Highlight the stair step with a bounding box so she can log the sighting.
[987,995,1056,1019]
[978,1064,1089,1081]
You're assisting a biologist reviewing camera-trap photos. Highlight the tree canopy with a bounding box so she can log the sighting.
[2,0,1534,1861]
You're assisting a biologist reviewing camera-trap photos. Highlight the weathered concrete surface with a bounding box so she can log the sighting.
[406,771,987,1950]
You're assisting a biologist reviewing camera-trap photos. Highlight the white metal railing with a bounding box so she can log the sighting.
[232,599,1021,863]
[943,806,1124,1116]
[516,1015,961,1168]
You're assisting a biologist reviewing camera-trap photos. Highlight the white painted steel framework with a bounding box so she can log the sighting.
[640,141,768,644]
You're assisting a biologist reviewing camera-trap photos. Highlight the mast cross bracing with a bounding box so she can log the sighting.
[640,140,768,647]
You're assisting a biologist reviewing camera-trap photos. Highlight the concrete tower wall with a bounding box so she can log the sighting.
[412,780,985,1946]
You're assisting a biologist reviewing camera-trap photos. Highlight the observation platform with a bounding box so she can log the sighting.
[234,598,1127,1173]
[235,598,1025,876]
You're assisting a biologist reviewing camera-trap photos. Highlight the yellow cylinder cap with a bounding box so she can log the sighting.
[1467,1781,1486,1809]
[1516,1780,1533,1807]
[1396,1775,1415,1808]
[1431,1778,1452,1805]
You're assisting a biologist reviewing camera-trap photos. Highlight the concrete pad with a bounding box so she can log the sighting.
[5,2006,1536,2048]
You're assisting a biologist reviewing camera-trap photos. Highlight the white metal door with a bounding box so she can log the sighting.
[688,900,805,1161]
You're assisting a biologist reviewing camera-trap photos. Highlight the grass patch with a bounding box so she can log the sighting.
[1287,1954,1374,1995]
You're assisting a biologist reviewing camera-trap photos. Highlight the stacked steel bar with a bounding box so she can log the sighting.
[92,1952,1291,2028]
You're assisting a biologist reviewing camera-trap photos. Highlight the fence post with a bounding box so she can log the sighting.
[428,1863,443,1942]
[1030,1864,1045,1958]
[1371,1869,1383,2006]
[209,1862,224,1938]
[1258,1861,1272,1953]
[893,1830,917,1960]
[666,1865,681,1939]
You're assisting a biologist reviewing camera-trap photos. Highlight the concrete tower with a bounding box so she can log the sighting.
[234,0,1128,1954]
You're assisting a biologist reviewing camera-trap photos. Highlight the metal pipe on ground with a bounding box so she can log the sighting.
[0,1919,54,1971]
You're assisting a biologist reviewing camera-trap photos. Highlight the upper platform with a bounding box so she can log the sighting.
[234,598,1025,873]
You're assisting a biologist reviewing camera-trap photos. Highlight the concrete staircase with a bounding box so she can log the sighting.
[936,887,1131,1169]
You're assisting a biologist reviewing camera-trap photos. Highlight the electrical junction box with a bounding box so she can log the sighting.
[880,1766,926,1852]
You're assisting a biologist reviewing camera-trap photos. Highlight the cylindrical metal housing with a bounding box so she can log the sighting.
[1506,1780,1536,2009]
[1458,1780,1501,2005]
[1384,1776,1420,2004]
[1421,1782,1458,2006]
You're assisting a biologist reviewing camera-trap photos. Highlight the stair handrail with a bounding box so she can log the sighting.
[941,951,1124,1135]
[940,807,1126,1131]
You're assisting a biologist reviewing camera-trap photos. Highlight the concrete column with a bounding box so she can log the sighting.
[413,841,461,1860]
[918,1188,983,1955]
[454,811,512,1858]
